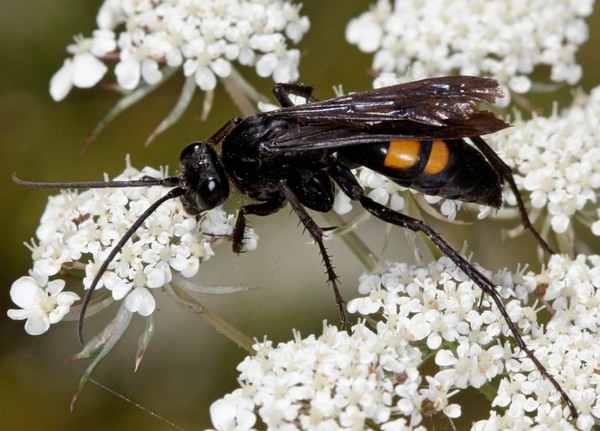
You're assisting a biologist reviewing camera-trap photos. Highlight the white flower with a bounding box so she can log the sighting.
[11,156,244,332]
[52,0,309,99]
[210,391,257,431]
[115,56,163,91]
[344,0,389,53]
[49,31,115,101]
[347,0,593,94]
[202,253,600,428]
[50,54,108,101]
[255,45,300,83]
[209,321,432,429]
[491,85,600,250]
[124,287,156,316]
[7,276,79,335]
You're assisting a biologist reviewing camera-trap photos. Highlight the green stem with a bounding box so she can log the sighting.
[164,283,255,354]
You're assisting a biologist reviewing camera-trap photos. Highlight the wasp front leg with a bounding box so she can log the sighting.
[232,198,285,253]
[208,117,243,145]
[273,83,317,107]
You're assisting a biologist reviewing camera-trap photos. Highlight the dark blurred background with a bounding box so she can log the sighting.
[1,1,598,430]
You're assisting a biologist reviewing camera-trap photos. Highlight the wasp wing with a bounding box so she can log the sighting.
[261,116,507,154]
[264,76,508,136]
[259,125,472,154]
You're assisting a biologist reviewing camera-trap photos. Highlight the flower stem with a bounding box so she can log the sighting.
[165,282,255,353]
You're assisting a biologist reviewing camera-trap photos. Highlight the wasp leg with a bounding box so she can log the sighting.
[208,117,243,145]
[328,162,576,417]
[273,83,318,107]
[279,180,349,330]
[470,136,553,254]
[359,196,576,418]
[232,198,286,253]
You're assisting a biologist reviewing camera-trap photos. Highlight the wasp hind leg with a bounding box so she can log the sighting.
[327,162,576,417]
[470,136,553,254]
[357,195,576,417]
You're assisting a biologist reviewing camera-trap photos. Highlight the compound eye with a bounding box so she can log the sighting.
[196,178,227,210]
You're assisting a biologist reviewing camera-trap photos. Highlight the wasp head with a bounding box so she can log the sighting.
[179,142,230,215]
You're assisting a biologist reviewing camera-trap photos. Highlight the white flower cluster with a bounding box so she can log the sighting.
[208,255,600,429]
[474,254,600,430]
[209,321,460,431]
[492,85,600,240]
[8,158,253,335]
[50,0,309,100]
[346,0,593,97]
[7,277,79,336]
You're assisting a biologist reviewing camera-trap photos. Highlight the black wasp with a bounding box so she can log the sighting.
[15,76,577,418]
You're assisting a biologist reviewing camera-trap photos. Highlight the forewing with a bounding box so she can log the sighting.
[260,125,485,154]
[264,76,509,137]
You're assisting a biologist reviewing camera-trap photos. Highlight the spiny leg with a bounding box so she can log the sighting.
[232,198,286,253]
[279,180,348,329]
[327,162,576,417]
[470,136,553,254]
[358,195,577,418]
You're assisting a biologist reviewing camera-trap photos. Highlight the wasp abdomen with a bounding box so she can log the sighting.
[340,139,502,207]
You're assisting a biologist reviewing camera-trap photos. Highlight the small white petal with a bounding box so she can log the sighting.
[141,59,162,84]
[9,277,43,309]
[551,213,570,233]
[166,49,183,67]
[115,59,141,90]
[210,58,231,78]
[210,398,237,430]
[145,264,171,288]
[508,75,532,94]
[24,312,51,336]
[45,279,67,296]
[444,404,461,418]
[390,193,405,211]
[183,59,198,77]
[255,53,277,77]
[368,187,389,205]
[345,18,382,53]
[125,287,155,316]
[105,273,132,300]
[333,192,353,214]
[90,29,116,56]
[195,67,217,91]
[49,60,74,101]
[72,53,108,88]
[435,349,456,366]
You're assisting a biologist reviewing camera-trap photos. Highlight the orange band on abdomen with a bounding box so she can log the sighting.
[424,140,450,175]
[384,140,421,169]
